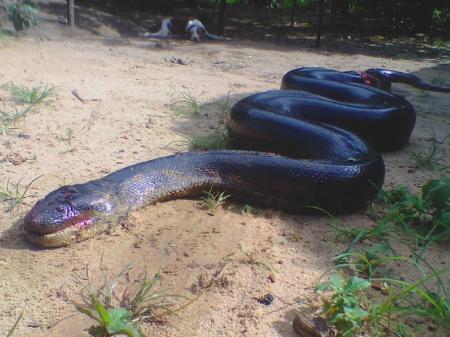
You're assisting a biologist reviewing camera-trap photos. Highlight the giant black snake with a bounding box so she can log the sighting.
[24,67,449,247]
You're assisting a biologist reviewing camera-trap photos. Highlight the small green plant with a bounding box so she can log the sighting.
[376,176,450,254]
[430,38,450,49]
[0,118,17,135]
[172,88,202,117]
[5,83,57,104]
[200,187,230,213]
[7,0,38,32]
[77,295,142,337]
[334,244,406,279]
[313,177,450,337]
[313,206,393,255]
[0,106,33,120]
[316,274,370,337]
[58,128,75,145]
[333,220,392,252]
[217,90,232,114]
[74,260,196,337]
[0,106,33,135]
[0,107,33,132]
[185,128,229,150]
[317,270,450,337]
[409,134,449,171]
[0,176,39,213]
[369,268,450,335]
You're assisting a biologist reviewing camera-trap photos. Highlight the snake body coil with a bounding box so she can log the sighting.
[24,67,446,248]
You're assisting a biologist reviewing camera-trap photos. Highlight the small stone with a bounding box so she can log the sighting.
[6,153,25,165]
[27,321,41,328]
[17,133,30,139]
[256,293,274,305]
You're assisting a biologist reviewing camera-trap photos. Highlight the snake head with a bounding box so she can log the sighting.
[24,184,116,248]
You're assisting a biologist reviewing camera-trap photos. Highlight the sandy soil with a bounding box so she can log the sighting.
[0,4,449,337]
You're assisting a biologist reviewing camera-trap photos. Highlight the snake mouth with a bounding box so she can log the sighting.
[24,211,107,248]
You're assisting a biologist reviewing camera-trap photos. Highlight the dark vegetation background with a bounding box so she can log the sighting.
[1,1,449,58]
[77,0,450,40]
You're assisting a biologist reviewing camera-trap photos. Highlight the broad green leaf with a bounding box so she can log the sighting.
[347,277,370,293]
[315,282,331,292]
[329,274,344,290]
[106,308,133,333]
[342,295,358,307]
[344,306,368,321]
[116,324,142,337]
[329,312,345,324]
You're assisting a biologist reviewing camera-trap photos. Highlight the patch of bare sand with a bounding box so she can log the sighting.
[0,36,449,337]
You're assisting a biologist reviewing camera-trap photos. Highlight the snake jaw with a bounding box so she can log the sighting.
[23,185,116,247]
[23,209,105,247]
[24,216,110,248]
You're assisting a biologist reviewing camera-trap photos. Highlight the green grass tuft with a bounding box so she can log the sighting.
[409,134,449,171]
[376,176,450,254]
[5,83,57,105]
[0,176,40,214]
[74,259,196,337]
[0,106,34,135]
[185,128,230,150]
[172,88,202,117]
[334,243,407,279]
[317,269,450,337]
[200,187,230,213]
[311,177,450,337]
[0,118,17,135]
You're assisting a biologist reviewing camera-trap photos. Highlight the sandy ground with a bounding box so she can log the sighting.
[0,6,450,337]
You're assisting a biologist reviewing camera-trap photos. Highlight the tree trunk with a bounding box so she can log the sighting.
[290,0,298,28]
[276,1,283,44]
[414,1,435,35]
[316,0,325,48]
[189,0,199,17]
[217,0,227,35]
[330,0,338,24]
[67,0,75,27]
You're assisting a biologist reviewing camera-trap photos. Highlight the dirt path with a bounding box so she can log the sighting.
[0,29,449,337]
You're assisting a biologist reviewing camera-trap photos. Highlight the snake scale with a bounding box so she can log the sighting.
[24,67,449,247]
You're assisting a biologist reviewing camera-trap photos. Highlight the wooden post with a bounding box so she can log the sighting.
[67,0,75,27]
[316,0,325,48]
